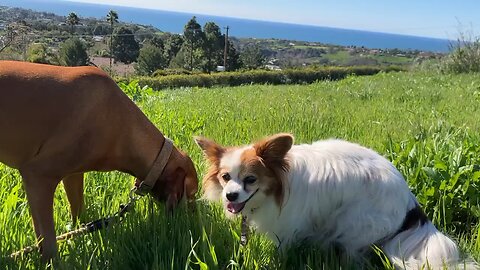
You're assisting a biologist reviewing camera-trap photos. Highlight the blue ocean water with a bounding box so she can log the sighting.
[0,0,452,52]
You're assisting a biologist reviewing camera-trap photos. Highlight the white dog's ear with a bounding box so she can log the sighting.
[254,133,293,161]
[194,136,225,164]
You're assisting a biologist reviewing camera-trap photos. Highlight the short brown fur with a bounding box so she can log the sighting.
[0,61,198,259]
[252,134,293,207]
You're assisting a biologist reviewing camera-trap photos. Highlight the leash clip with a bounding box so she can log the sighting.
[129,187,142,201]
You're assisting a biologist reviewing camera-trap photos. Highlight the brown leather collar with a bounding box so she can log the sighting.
[135,138,174,196]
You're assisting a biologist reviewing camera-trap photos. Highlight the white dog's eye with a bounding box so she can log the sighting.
[244,176,257,184]
[221,173,231,181]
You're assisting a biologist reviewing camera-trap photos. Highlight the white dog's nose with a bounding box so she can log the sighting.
[226,192,239,202]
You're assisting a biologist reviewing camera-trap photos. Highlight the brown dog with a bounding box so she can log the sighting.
[0,61,198,259]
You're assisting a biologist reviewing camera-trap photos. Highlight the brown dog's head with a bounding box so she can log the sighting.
[147,147,198,211]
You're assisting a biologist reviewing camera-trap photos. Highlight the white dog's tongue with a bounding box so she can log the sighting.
[227,202,245,214]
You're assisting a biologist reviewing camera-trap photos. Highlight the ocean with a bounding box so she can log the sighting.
[0,0,452,52]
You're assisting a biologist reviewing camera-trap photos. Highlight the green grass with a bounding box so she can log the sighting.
[322,50,351,63]
[1,71,480,269]
[320,51,413,66]
[370,55,412,64]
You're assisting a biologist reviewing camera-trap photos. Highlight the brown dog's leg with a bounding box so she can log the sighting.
[22,173,59,260]
[63,173,84,223]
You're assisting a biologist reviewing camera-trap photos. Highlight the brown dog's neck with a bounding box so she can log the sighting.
[129,133,168,181]
[112,106,169,181]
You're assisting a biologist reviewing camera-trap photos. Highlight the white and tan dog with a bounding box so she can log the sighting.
[196,133,464,269]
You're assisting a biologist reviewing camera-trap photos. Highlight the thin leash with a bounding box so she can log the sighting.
[240,215,249,246]
[8,138,173,259]
[9,188,141,258]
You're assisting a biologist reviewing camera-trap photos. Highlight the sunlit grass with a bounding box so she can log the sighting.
[1,71,480,269]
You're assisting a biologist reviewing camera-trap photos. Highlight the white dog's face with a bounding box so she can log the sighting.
[195,134,293,217]
[218,148,267,216]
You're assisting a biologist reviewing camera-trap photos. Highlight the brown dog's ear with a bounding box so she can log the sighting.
[166,193,178,213]
[183,156,199,203]
[185,176,198,202]
[254,133,294,162]
[194,136,225,164]
[165,166,186,213]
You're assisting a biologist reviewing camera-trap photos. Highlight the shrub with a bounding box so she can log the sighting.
[441,32,480,73]
[124,66,403,90]
[26,43,49,64]
[152,68,193,76]
[118,79,154,102]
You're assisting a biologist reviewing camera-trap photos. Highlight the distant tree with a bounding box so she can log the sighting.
[0,24,19,53]
[106,10,119,32]
[387,48,403,55]
[26,43,49,64]
[169,46,195,70]
[240,44,265,69]
[226,42,241,71]
[106,10,119,70]
[135,43,167,75]
[0,22,30,56]
[66,12,79,34]
[0,47,22,60]
[163,33,183,65]
[59,37,89,66]
[112,26,139,64]
[203,21,223,72]
[92,24,109,36]
[183,16,204,70]
[147,35,164,49]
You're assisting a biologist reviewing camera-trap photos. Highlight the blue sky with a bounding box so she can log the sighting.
[62,0,480,39]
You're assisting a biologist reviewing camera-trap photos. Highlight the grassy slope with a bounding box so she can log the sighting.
[1,71,480,269]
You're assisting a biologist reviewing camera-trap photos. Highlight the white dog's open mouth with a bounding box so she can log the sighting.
[226,189,259,214]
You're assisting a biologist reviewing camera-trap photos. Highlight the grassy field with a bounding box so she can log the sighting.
[1,71,480,269]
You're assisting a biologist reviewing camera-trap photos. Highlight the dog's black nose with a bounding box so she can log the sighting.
[226,192,238,202]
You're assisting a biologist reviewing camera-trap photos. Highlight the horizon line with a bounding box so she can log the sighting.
[58,0,454,41]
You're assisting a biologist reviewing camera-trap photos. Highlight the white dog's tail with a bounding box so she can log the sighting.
[383,220,477,269]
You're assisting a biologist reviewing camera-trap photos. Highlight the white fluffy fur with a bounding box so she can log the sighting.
[212,139,469,269]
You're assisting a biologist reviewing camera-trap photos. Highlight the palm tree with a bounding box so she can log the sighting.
[66,12,79,34]
[106,10,118,71]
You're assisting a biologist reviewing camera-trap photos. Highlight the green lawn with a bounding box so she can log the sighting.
[370,55,412,65]
[1,71,480,269]
[322,50,352,63]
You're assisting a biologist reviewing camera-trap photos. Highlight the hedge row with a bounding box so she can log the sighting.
[121,66,403,90]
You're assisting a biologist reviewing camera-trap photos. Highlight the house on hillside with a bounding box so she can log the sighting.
[265,64,281,71]
[93,35,104,42]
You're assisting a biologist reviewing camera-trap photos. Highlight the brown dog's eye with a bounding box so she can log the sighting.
[221,173,231,181]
